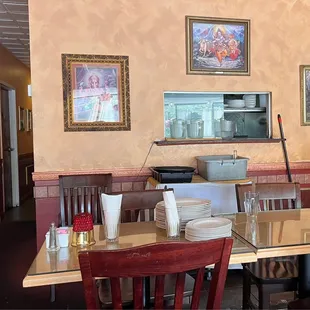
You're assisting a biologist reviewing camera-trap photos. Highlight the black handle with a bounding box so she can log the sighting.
[278,114,292,182]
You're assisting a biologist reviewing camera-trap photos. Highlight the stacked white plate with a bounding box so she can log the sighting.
[243,94,256,108]
[155,198,211,231]
[185,218,232,241]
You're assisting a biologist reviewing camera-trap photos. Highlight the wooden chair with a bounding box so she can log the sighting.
[59,173,112,226]
[116,189,173,223]
[235,182,301,309]
[79,238,233,309]
[98,189,195,307]
[48,174,112,302]
[236,182,301,212]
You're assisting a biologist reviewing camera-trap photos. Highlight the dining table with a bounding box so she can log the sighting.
[226,208,310,298]
[23,209,310,299]
[23,221,256,288]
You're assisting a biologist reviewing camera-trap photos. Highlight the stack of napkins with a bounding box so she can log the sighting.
[101,193,122,240]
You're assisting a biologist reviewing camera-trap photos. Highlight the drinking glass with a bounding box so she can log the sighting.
[166,208,182,240]
[103,210,120,243]
[244,192,260,219]
[245,216,260,245]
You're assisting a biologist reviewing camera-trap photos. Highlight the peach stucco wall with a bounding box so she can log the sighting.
[0,44,32,155]
[29,0,310,172]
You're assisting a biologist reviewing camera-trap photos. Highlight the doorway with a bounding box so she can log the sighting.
[0,84,19,216]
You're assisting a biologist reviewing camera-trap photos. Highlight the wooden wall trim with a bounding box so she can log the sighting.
[32,167,152,181]
[32,161,310,181]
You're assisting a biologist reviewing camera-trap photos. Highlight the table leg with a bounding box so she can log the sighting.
[50,285,56,302]
[298,254,310,298]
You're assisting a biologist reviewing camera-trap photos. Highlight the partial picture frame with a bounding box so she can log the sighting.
[300,65,310,126]
[26,109,32,131]
[62,53,131,131]
[18,106,25,131]
[186,16,250,76]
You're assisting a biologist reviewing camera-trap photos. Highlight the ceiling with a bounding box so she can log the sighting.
[0,0,29,67]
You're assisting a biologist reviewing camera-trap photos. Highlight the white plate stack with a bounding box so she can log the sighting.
[155,198,211,231]
[243,94,256,108]
[185,218,232,241]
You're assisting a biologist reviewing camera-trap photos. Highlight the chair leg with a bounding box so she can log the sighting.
[242,267,251,310]
[50,285,56,302]
[258,285,270,310]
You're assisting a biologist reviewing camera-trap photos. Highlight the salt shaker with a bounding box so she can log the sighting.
[47,222,60,252]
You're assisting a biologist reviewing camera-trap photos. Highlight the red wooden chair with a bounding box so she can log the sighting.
[79,238,233,309]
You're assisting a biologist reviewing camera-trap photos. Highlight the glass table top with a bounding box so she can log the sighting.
[222,209,310,250]
[27,221,252,277]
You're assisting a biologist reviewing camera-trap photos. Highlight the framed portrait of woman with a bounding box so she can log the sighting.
[186,16,250,75]
[62,54,131,131]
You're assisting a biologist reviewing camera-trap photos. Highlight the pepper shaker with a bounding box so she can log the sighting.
[47,222,60,252]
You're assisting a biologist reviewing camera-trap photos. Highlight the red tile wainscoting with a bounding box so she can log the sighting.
[32,163,310,250]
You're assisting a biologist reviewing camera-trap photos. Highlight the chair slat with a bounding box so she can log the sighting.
[67,189,72,226]
[174,272,186,309]
[133,277,143,309]
[271,199,275,211]
[73,188,78,216]
[154,275,165,309]
[81,187,85,213]
[149,209,154,221]
[280,199,284,210]
[263,199,268,211]
[110,277,122,309]
[87,187,92,214]
[191,267,205,309]
[288,199,292,209]
[140,210,145,222]
[93,188,98,224]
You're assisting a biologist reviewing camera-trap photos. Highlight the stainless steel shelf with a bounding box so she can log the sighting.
[224,107,266,113]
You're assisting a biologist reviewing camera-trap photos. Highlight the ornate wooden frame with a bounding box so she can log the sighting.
[62,53,131,131]
[300,65,310,126]
[186,16,250,76]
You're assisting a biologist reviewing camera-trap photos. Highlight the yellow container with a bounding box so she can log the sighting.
[71,229,95,247]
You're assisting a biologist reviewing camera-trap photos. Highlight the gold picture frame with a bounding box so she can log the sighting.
[62,53,131,131]
[300,65,310,126]
[186,16,250,76]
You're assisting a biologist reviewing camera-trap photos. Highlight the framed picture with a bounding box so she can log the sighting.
[62,53,131,131]
[186,16,250,75]
[18,106,25,131]
[26,109,32,131]
[300,65,310,126]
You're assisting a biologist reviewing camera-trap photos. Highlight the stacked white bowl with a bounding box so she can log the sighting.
[155,198,211,231]
[226,99,245,108]
[243,94,257,108]
[185,217,232,241]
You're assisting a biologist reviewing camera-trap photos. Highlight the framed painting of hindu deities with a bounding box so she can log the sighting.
[62,53,131,131]
[186,16,250,75]
[300,65,310,126]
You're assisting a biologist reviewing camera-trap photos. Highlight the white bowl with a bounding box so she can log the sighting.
[227,99,245,108]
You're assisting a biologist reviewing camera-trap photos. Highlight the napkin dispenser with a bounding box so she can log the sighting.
[71,212,96,247]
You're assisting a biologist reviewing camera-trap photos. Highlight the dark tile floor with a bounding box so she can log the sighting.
[0,199,290,309]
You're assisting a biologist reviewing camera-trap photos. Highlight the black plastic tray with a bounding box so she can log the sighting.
[151,166,195,183]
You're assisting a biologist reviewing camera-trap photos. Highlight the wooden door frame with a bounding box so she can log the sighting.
[0,82,20,207]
